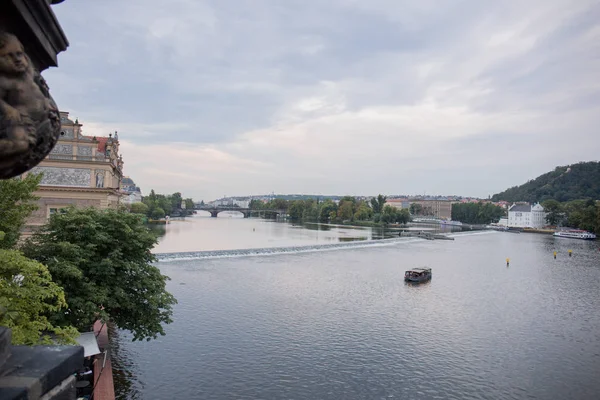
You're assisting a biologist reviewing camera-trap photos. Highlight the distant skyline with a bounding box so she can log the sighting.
[45,0,600,201]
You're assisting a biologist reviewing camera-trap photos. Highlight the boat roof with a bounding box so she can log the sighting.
[406,267,431,273]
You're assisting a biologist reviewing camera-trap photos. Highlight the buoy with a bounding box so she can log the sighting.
[506,258,510,266]
[553,251,557,259]
[568,249,572,257]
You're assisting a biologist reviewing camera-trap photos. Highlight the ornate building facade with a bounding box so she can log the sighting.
[22,111,124,228]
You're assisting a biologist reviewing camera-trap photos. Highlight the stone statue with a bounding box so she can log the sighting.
[0,32,61,179]
[95,171,104,188]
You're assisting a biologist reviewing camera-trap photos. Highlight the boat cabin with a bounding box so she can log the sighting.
[404,267,432,282]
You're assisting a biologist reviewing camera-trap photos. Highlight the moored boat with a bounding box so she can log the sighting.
[553,229,596,240]
[404,267,432,283]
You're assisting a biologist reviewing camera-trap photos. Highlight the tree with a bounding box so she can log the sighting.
[397,208,411,224]
[130,202,149,215]
[288,201,305,222]
[151,207,165,220]
[319,200,337,222]
[337,200,354,221]
[381,205,397,224]
[409,203,423,216]
[249,199,264,210]
[271,198,289,211]
[542,199,564,226]
[451,202,505,224]
[370,194,387,214]
[354,203,372,221]
[22,208,177,341]
[0,248,78,345]
[0,174,41,249]
[184,198,195,210]
[170,192,183,211]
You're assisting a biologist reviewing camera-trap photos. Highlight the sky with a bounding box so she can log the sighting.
[45,0,600,201]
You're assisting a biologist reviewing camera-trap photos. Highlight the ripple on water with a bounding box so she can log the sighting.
[113,233,600,400]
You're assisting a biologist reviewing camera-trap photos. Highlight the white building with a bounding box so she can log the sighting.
[508,203,546,228]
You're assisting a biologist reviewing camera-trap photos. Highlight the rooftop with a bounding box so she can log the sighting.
[509,204,532,212]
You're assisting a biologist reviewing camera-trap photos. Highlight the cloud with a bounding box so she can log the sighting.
[43,0,600,200]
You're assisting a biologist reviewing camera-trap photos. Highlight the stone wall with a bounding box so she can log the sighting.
[28,198,103,225]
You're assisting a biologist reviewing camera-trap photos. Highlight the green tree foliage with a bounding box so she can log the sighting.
[0,248,78,345]
[22,208,177,341]
[451,202,505,224]
[151,207,165,220]
[354,203,373,221]
[381,205,411,224]
[288,201,305,222]
[142,190,190,218]
[563,199,599,233]
[184,198,195,210]
[541,199,565,226]
[0,174,41,249]
[130,202,149,215]
[337,200,354,221]
[319,200,338,223]
[409,203,423,215]
[170,192,183,211]
[492,162,600,203]
[249,199,264,210]
[370,194,387,214]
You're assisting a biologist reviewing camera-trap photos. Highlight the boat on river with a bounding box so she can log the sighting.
[404,267,432,283]
[553,229,596,240]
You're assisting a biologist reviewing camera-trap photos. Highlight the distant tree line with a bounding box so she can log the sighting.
[130,190,195,219]
[451,202,506,224]
[542,199,600,233]
[249,194,411,225]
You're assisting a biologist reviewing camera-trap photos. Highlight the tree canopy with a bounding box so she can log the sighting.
[0,174,41,249]
[451,202,505,224]
[492,162,600,203]
[0,248,78,345]
[542,199,600,233]
[22,208,177,341]
[140,190,192,219]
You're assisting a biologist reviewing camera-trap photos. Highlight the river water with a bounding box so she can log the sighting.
[112,215,600,400]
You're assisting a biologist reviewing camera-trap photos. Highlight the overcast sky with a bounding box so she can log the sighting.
[45,0,600,201]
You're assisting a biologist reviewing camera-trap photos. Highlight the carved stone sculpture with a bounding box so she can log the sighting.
[95,171,104,188]
[0,32,61,179]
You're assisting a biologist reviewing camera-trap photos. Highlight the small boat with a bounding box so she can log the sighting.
[553,229,596,240]
[404,267,432,283]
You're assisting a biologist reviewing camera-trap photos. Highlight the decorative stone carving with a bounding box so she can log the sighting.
[60,127,74,139]
[95,170,105,188]
[77,145,92,156]
[0,32,61,179]
[51,144,72,154]
[29,166,91,187]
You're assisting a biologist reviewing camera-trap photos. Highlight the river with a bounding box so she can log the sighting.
[111,214,600,400]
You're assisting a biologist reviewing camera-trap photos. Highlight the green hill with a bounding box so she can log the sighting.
[491,161,600,203]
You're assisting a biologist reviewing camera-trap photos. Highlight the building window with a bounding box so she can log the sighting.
[48,208,67,217]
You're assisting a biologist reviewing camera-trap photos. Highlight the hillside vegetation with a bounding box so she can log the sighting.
[491,162,600,203]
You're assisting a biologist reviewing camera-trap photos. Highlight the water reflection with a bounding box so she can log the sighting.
[113,232,600,399]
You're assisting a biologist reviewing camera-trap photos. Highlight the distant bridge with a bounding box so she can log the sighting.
[195,206,286,218]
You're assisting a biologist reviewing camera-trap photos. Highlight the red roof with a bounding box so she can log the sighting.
[84,135,110,152]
